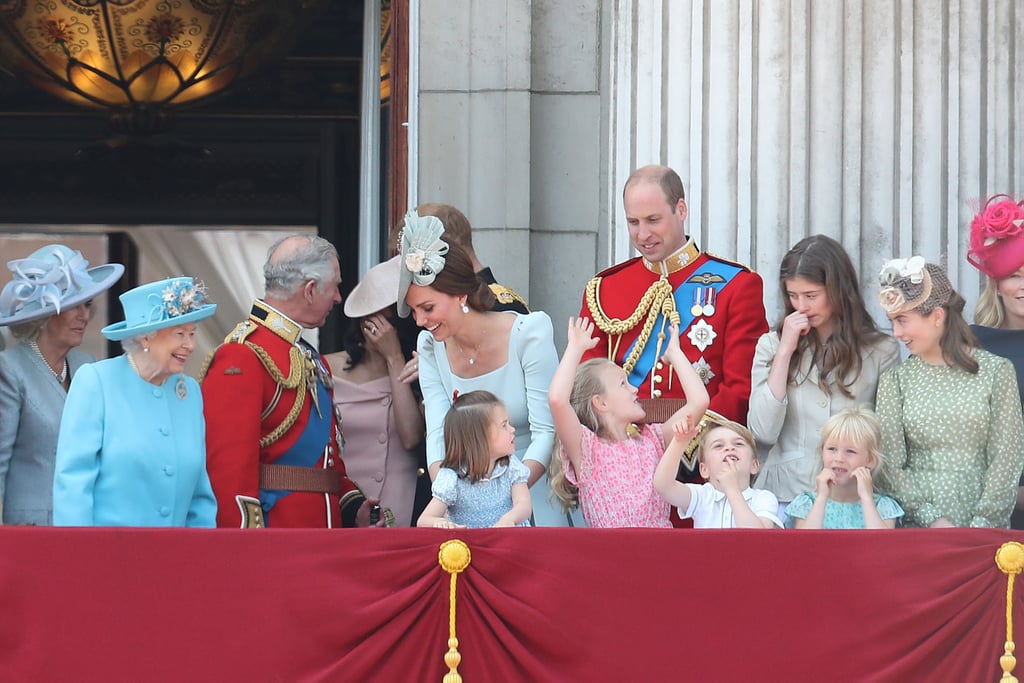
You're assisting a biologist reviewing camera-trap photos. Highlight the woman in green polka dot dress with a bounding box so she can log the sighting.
[874,258,1024,528]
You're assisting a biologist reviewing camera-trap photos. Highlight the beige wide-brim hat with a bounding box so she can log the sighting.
[344,255,402,318]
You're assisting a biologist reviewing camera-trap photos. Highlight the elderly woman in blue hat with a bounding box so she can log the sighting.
[53,276,219,527]
[0,244,124,525]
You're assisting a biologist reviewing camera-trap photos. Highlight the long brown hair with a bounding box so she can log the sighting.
[776,235,886,397]
[936,290,980,374]
[442,390,507,483]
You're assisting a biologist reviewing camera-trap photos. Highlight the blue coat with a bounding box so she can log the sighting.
[0,344,94,525]
[53,355,217,527]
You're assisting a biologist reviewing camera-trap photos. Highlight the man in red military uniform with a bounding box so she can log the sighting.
[202,234,377,528]
[580,165,768,490]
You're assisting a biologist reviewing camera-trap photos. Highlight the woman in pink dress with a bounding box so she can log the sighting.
[324,257,424,526]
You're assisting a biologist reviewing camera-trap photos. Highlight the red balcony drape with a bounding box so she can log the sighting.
[0,527,1019,681]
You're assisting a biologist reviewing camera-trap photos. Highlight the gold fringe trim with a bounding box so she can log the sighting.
[996,541,1024,682]
[438,539,471,683]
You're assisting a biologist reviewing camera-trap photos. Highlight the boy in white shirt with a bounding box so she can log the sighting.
[654,413,782,529]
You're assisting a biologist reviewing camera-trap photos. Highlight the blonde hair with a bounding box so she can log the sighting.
[548,358,619,512]
[442,390,507,484]
[974,277,1005,327]
[696,419,756,464]
[817,407,885,478]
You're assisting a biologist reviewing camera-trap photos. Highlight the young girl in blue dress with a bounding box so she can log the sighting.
[786,407,904,529]
[416,390,533,528]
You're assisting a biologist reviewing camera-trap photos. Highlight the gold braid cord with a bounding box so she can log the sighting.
[438,540,471,683]
[199,334,309,449]
[246,343,308,448]
[997,542,1024,682]
[585,276,680,374]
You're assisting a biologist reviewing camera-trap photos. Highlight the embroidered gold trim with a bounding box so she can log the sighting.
[488,283,528,308]
[641,240,700,275]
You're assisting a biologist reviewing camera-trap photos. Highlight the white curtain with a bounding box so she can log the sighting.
[128,226,315,370]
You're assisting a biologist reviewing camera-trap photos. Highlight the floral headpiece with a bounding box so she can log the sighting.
[159,278,209,319]
[397,211,449,318]
[966,195,1024,279]
[878,258,951,316]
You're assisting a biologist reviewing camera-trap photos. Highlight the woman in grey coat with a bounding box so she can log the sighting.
[0,244,123,524]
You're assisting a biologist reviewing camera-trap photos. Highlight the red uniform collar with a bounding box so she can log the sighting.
[250,300,303,344]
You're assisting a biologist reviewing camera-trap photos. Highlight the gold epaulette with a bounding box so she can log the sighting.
[198,321,257,382]
[488,283,529,308]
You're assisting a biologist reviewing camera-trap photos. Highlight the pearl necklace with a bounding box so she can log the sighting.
[28,340,68,384]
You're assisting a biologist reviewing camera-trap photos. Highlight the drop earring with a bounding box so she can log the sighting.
[461,302,470,314]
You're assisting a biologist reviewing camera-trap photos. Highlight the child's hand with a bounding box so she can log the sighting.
[567,317,600,352]
[713,460,744,495]
[432,519,467,529]
[815,468,835,497]
[661,322,685,365]
[930,517,954,529]
[669,415,701,445]
[851,466,874,500]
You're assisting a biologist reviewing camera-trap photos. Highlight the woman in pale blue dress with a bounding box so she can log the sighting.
[397,211,583,526]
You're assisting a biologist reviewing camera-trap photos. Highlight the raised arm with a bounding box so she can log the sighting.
[578,288,610,364]
[361,313,426,451]
[660,322,710,441]
[746,333,789,445]
[653,420,699,509]
[549,316,600,477]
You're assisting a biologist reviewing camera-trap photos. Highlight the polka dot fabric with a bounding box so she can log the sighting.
[876,350,1024,528]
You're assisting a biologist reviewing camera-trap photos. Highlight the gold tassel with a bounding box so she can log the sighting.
[438,539,472,683]
[995,542,1024,682]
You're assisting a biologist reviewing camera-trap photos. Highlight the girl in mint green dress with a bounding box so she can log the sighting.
[787,408,903,529]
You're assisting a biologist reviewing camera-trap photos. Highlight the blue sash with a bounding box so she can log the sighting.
[261,379,334,513]
[626,259,742,386]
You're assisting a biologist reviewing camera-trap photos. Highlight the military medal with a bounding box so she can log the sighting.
[690,287,717,317]
[175,375,188,400]
[686,319,718,352]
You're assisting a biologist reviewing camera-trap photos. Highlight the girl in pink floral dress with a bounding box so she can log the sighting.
[548,317,709,527]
